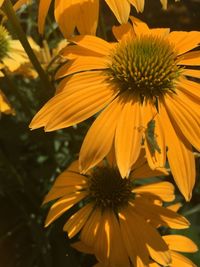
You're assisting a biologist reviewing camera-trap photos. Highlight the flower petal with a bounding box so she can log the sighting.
[163,235,198,253]
[38,0,52,34]
[63,203,94,238]
[178,51,200,66]
[160,102,195,201]
[76,0,99,35]
[183,69,200,79]
[80,95,124,173]
[170,251,197,267]
[167,31,200,55]
[55,56,108,79]
[115,97,143,177]
[177,78,200,101]
[30,72,118,131]
[112,23,135,41]
[45,191,87,227]
[129,0,144,12]
[133,182,175,202]
[164,93,200,151]
[105,0,130,24]
[69,35,112,56]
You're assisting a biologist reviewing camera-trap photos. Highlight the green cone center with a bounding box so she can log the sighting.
[88,166,132,211]
[0,25,10,60]
[108,35,181,101]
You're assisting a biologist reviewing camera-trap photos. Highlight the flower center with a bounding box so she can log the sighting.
[88,166,132,211]
[0,25,10,60]
[108,35,181,101]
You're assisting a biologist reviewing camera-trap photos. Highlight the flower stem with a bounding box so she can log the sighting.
[3,0,55,102]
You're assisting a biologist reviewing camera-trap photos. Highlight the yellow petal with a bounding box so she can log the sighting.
[76,0,99,35]
[130,16,150,36]
[149,28,170,37]
[0,90,14,115]
[30,72,118,131]
[105,0,130,24]
[112,23,135,41]
[167,31,200,55]
[69,35,112,56]
[118,206,149,266]
[164,93,200,151]
[142,101,166,170]
[163,235,198,253]
[45,192,87,227]
[55,56,108,79]
[134,198,190,229]
[115,96,143,177]
[63,203,94,238]
[80,208,101,247]
[183,69,200,79]
[167,202,182,212]
[43,186,84,204]
[178,51,200,66]
[54,0,79,37]
[60,44,103,59]
[131,162,169,179]
[160,103,195,201]
[79,95,124,173]
[170,251,197,267]
[38,0,52,34]
[133,182,175,202]
[129,0,144,12]
[177,77,200,102]
[71,241,94,254]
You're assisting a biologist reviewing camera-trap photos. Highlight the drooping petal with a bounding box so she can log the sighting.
[63,203,94,238]
[60,44,103,59]
[163,235,198,253]
[118,207,149,266]
[76,0,99,35]
[131,162,169,179]
[45,192,87,227]
[79,95,124,173]
[133,182,175,202]
[164,93,200,151]
[177,78,200,102]
[160,102,195,201]
[129,0,144,12]
[142,101,166,170]
[38,0,52,34]
[115,97,143,177]
[134,198,190,229]
[105,0,130,24]
[30,72,118,131]
[170,251,197,267]
[80,208,102,247]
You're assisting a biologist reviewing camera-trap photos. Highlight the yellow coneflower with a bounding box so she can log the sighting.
[44,156,189,267]
[30,17,200,201]
[37,0,180,37]
[0,24,30,74]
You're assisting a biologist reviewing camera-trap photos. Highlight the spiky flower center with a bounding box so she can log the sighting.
[108,35,181,101]
[0,25,10,60]
[88,166,133,211]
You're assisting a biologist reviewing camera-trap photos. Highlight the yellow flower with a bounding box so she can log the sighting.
[44,156,189,267]
[0,89,15,115]
[30,17,200,201]
[0,24,30,74]
[38,0,180,37]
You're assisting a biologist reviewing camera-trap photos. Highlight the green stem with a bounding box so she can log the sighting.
[3,0,55,101]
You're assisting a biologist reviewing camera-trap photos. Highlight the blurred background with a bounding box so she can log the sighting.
[0,0,200,266]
